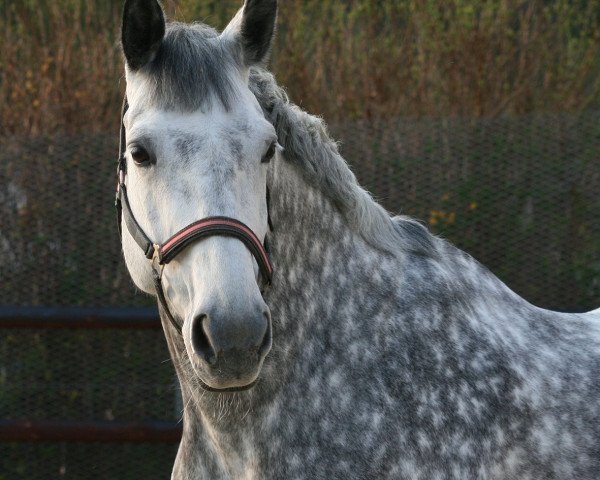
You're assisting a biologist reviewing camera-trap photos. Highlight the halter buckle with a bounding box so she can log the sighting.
[151,244,163,274]
[151,243,160,259]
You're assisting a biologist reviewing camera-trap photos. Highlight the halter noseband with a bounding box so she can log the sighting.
[115,97,273,335]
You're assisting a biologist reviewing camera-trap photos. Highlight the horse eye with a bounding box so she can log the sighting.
[261,142,276,164]
[130,145,151,166]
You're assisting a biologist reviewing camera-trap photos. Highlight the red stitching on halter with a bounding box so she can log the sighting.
[158,218,273,278]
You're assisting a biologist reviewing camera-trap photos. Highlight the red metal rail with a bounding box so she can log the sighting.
[0,420,182,443]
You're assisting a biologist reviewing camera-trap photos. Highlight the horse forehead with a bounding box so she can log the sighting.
[168,125,252,171]
[129,104,262,143]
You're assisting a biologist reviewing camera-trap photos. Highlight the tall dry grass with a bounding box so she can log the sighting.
[274,0,599,119]
[1,0,124,135]
[1,0,598,136]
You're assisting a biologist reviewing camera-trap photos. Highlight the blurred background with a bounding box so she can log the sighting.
[1,0,599,478]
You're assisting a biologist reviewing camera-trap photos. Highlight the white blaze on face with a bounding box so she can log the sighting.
[121,68,277,328]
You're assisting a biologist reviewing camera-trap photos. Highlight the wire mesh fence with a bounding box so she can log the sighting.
[332,111,600,312]
[0,328,177,421]
[2,443,178,479]
[0,326,178,479]
[1,110,599,479]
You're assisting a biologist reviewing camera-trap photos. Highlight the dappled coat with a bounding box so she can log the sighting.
[118,1,600,478]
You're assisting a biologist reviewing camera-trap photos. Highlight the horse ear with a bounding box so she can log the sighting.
[223,0,278,67]
[121,0,166,70]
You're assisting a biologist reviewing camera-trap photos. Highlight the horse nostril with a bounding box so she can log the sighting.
[191,315,217,365]
[258,311,272,358]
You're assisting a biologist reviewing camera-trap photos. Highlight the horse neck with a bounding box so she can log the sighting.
[158,159,401,478]
[267,157,376,276]
[263,157,397,357]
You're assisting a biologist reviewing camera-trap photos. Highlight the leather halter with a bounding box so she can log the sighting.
[115,97,273,335]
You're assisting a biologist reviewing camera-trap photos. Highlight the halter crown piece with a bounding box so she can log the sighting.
[115,97,273,335]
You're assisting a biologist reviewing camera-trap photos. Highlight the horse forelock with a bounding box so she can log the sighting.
[129,22,240,113]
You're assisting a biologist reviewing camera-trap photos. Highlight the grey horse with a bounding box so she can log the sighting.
[117,1,600,478]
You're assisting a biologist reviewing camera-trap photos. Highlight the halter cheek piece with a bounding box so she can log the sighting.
[115,97,273,335]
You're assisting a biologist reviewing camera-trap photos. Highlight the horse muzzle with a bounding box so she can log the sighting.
[185,305,272,391]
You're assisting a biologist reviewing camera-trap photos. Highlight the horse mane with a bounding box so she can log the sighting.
[249,68,437,256]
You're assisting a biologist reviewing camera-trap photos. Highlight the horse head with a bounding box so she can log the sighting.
[119,0,278,392]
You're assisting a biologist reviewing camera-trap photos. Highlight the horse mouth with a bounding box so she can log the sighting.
[198,378,258,393]
[184,317,270,393]
[192,355,263,393]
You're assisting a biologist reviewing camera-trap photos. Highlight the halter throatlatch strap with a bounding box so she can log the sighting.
[119,184,154,258]
[115,96,129,239]
[115,97,154,259]
[152,267,182,335]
